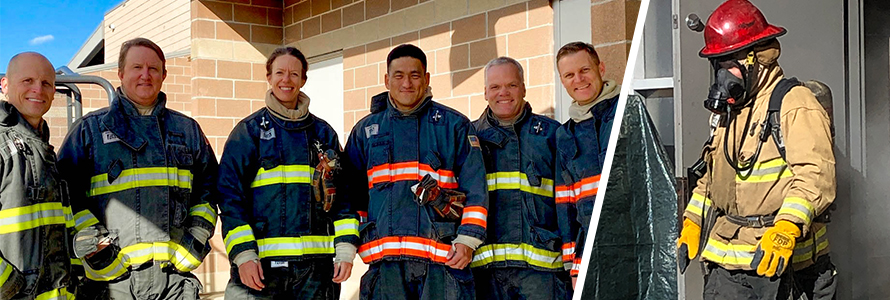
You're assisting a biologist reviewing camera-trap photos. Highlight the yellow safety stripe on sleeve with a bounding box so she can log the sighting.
[224,225,257,254]
[251,165,314,188]
[84,240,206,281]
[792,226,830,264]
[470,243,563,270]
[485,172,555,197]
[685,193,713,218]
[0,259,13,286]
[88,167,193,197]
[70,258,82,266]
[189,203,217,227]
[777,197,815,225]
[35,287,76,300]
[700,238,757,268]
[0,202,71,234]
[73,210,100,232]
[736,158,793,183]
[256,236,335,258]
[333,219,359,239]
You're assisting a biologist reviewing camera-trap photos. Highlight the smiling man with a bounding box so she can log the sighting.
[0,52,77,300]
[553,42,622,287]
[343,44,488,300]
[469,57,568,299]
[57,38,219,300]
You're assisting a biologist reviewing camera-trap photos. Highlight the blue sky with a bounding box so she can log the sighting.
[0,0,122,73]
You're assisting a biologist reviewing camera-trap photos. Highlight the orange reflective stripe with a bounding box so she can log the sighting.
[555,174,600,204]
[460,206,487,228]
[358,236,452,264]
[562,242,576,262]
[366,162,458,189]
[570,257,583,276]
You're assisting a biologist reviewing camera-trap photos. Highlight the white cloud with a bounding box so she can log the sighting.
[29,35,55,45]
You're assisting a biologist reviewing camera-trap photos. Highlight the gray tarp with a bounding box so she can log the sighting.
[581,95,679,299]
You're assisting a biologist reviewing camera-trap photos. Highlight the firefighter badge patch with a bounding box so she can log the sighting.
[468,135,480,148]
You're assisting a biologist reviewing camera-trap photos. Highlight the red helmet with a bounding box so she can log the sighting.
[699,0,786,58]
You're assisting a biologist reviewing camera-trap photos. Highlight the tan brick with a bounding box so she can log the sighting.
[435,43,468,74]
[195,118,236,137]
[436,96,470,115]
[217,22,250,42]
[342,2,364,27]
[354,64,379,88]
[470,0,504,15]
[343,112,356,133]
[194,78,234,98]
[196,1,233,21]
[591,0,629,45]
[366,0,390,20]
[403,1,435,30]
[366,39,391,65]
[251,0,278,8]
[332,0,353,10]
[527,0,552,27]
[355,109,371,121]
[252,63,267,81]
[193,39,234,60]
[594,42,631,84]
[217,61,251,80]
[418,23,451,51]
[251,25,283,44]
[366,85,386,98]
[294,1,312,22]
[343,45,366,69]
[167,66,185,76]
[195,97,217,115]
[526,85,554,114]
[392,0,417,11]
[174,75,193,85]
[507,26,551,58]
[285,23,302,44]
[322,10,342,33]
[428,73,452,98]
[216,99,252,117]
[344,89,367,110]
[452,14,486,44]
[284,0,301,8]
[234,5,267,24]
[434,0,467,23]
[488,2,525,36]
[527,55,554,86]
[469,94,487,118]
[311,0,331,16]
[192,20,215,39]
[234,81,268,99]
[469,38,501,68]
[625,0,641,39]
[302,16,321,38]
[392,31,419,47]
[344,69,355,90]
[284,6,294,25]
[268,8,284,26]
[452,67,484,96]
[165,84,185,94]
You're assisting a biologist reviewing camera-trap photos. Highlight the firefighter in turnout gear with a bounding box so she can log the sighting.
[343,44,488,300]
[677,1,837,299]
[0,52,76,300]
[470,57,569,299]
[57,38,219,299]
[219,47,359,299]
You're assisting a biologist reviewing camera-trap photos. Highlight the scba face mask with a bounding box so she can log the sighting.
[704,52,756,114]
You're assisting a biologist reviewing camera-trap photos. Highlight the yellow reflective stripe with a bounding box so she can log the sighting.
[257,236,335,258]
[685,193,712,218]
[70,258,82,266]
[700,238,756,267]
[35,287,75,300]
[470,243,562,270]
[333,219,359,239]
[485,172,554,197]
[88,167,193,197]
[251,165,314,188]
[189,203,217,227]
[73,210,100,232]
[793,226,830,264]
[736,158,793,183]
[83,254,127,281]
[225,225,257,254]
[0,202,70,234]
[84,240,205,281]
[0,259,13,285]
[778,197,815,224]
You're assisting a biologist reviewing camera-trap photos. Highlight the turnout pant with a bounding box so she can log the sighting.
[472,267,569,300]
[360,260,474,300]
[225,259,339,300]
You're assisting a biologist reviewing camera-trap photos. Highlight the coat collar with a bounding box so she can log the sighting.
[99,88,169,151]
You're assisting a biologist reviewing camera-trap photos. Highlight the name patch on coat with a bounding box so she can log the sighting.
[260,128,276,140]
[365,124,379,138]
[102,131,121,144]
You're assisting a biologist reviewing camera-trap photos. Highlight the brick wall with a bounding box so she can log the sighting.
[591,0,640,83]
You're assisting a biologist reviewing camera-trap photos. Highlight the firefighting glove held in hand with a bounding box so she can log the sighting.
[677,218,701,274]
[751,220,800,277]
[312,148,340,212]
[74,225,108,258]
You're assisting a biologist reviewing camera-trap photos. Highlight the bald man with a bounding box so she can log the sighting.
[0,52,76,299]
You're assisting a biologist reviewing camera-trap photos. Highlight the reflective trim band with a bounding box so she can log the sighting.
[83,253,127,281]
[0,259,13,286]
[470,243,562,269]
[685,193,713,218]
[224,225,257,254]
[357,211,368,224]
[367,162,457,189]
[700,238,756,268]
[0,202,71,234]
[35,287,75,300]
[73,210,100,232]
[85,241,205,281]
[562,242,576,262]
[189,203,217,227]
[570,257,582,277]
[555,174,600,204]
[793,226,830,264]
[778,197,815,224]
[257,236,335,258]
[358,236,452,264]
[736,158,793,183]
[88,167,193,197]
[485,172,554,197]
[251,165,313,188]
[334,219,359,239]
[460,206,487,228]
[70,258,82,266]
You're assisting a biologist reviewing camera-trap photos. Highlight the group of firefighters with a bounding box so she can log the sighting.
[0,0,837,299]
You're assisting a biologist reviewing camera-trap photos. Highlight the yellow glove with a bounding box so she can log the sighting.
[677,218,701,273]
[751,220,801,277]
